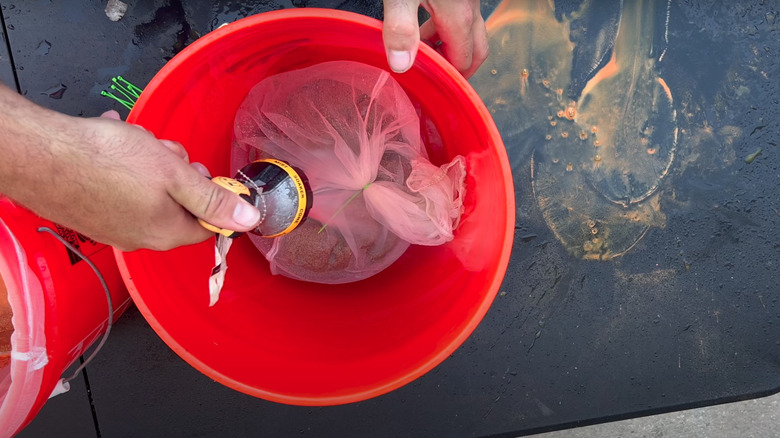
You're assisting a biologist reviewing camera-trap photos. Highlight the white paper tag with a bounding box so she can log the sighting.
[48,379,71,398]
[208,235,233,306]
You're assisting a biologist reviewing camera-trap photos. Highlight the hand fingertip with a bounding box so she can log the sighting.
[161,139,189,161]
[382,0,421,72]
[160,139,181,149]
[388,49,414,73]
[190,162,211,178]
[100,110,121,120]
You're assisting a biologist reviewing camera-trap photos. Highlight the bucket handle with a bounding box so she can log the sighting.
[37,227,114,396]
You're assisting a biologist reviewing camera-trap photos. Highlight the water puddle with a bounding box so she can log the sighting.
[134,0,196,61]
[34,39,51,56]
[472,0,576,148]
[42,83,67,99]
[472,0,676,260]
[574,0,677,207]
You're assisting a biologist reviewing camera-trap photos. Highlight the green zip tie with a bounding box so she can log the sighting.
[318,182,372,234]
[100,76,143,110]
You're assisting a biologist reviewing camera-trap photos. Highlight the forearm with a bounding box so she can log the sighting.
[0,82,148,240]
[0,82,83,214]
[0,82,259,251]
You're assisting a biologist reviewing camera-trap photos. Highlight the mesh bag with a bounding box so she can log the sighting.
[232,60,466,284]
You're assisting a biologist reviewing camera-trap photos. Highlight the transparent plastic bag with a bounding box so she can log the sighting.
[232,60,466,284]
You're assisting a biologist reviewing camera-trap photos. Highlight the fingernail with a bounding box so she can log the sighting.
[233,202,260,228]
[190,162,211,178]
[100,110,121,120]
[160,140,189,161]
[388,50,412,73]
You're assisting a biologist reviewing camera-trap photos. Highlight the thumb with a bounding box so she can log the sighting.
[382,0,422,73]
[169,166,261,233]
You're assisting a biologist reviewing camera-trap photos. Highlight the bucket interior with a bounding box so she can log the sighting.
[119,10,514,405]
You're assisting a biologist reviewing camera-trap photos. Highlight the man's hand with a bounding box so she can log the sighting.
[0,83,261,251]
[382,0,488,78]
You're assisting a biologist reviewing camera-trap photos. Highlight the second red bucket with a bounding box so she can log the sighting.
[116,9,514,405]
[0,198,131,436]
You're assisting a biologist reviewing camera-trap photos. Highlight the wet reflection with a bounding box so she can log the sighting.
[472,0,578,152]
[575,0,677,206]
[472,0,675,260]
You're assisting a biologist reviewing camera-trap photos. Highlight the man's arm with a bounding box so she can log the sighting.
[0,82,260,251]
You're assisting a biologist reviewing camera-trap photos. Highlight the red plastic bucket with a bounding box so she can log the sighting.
[0,199,131,436]
[117,8,514,406]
